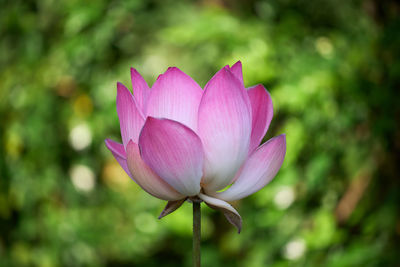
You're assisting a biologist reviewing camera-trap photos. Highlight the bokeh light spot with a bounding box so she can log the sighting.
[70,164,95,193]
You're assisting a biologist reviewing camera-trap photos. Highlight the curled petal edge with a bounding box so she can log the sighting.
[198,193,242,233]
[104,139,133,181]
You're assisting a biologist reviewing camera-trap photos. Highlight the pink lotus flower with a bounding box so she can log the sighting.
[105,61,286,232]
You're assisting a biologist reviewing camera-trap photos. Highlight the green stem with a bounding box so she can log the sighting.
[193,200,201,267]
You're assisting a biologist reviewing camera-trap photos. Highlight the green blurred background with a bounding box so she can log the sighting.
[1,0,399,266]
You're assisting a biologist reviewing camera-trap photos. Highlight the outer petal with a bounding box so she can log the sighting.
[126,141,184,201]
[216,134,286,202]
[116,82,145,148]
[158,198,187,219]
[105,139,132,180]
[248,84,274,152]
[145,67,203,132]
[198,68,252,191]
[198,193,242,233]
[229,61,244,86]
[139,117,203,196]
[131,68,150,112]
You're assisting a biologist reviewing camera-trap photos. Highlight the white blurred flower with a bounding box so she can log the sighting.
[69,123,92,151]
[274,186,295,210]
[283,238,306,260]
[70,164,95,192]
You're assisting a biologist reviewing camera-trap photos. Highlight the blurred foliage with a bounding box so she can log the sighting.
[0,0,399,266]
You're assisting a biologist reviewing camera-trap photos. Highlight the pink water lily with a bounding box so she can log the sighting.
[105,61,286,233]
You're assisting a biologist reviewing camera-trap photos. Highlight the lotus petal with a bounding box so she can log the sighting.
[198,193,242,233]
[216,134,286,201]
[229,60,244,85]
[130,68,150,112]
[105,139,132,180]
[198,68,252,191]
[116,82,145,148]
[126,140,184,201]
[139,117,203,196]
[146,67,203,131]
[248,84,273,152]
